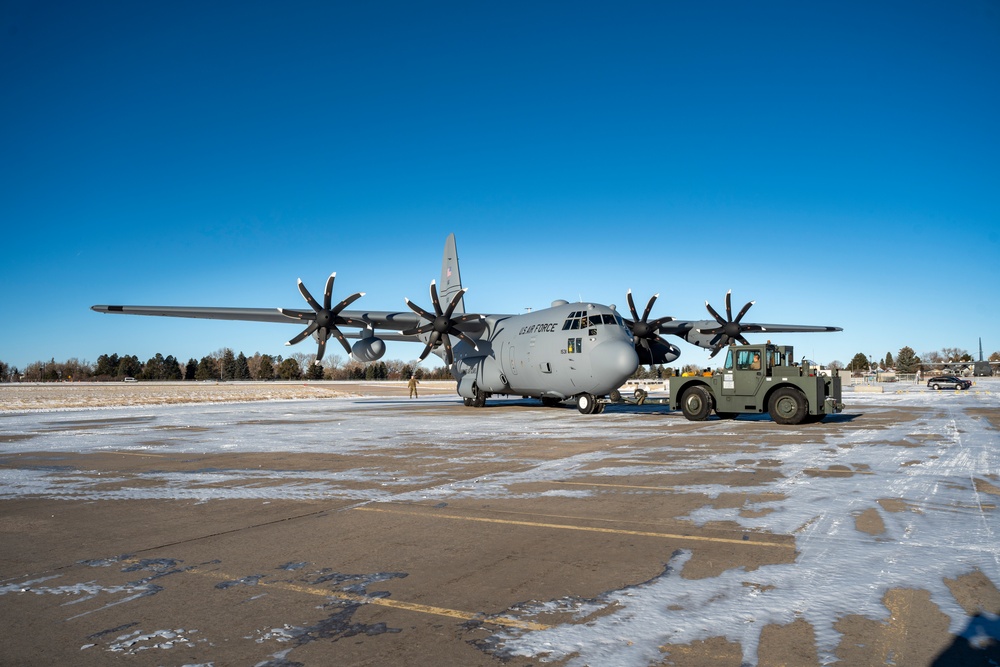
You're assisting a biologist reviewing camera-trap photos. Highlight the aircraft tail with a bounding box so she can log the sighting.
[439,233,465,314]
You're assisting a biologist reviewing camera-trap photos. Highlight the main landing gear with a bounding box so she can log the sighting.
[576,392,605,414]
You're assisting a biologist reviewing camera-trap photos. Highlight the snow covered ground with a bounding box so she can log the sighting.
[1,380,999,664]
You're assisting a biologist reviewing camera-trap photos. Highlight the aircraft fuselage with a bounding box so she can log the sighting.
[450,301,639,402]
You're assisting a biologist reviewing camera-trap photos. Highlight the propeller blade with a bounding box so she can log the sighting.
[641,293,658,323]
[705,301,725,326]
[323,273,336,311]
[734,300,755,324]
[298,279,322,312]
[450,313,485,325]
[404,298,436,322]
[315,328,328,362]
[442,333,454,366]
[401,323,435,336]
[725,289,733,322]
[449,329,480,352]
[331,291,365,315]
[429,280,441,313]
[287,322,319,346]
[444,287,467,318]
[330,327,353,355]
[626,289,639,322]
[278,308,313,321]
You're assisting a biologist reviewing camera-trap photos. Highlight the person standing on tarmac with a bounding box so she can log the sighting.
[408,375,419,398]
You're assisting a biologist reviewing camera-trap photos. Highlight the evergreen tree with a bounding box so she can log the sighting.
[258,355,275,381]
[163,355,183,380]
[95,353,120,378]
[185,358,198,380]
[118,355,142,378]
[895,346,920,373]
[884,352,894,369]
[848,352,870,374]
[305,362,324,380]
[142,353,166,379]
[195,355,218,380]
[235,352,251,380]
[277,358,302,380]
[221,349,237,381]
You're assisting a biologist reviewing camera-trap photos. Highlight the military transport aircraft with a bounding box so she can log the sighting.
[92,234,841,413]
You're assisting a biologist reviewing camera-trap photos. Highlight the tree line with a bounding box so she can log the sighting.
[0,350,454,383]
[3,344,997,384]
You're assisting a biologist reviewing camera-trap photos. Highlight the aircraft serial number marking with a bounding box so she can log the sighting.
[519,323,559,335]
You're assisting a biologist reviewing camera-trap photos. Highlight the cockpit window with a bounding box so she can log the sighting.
[563,310,628,331]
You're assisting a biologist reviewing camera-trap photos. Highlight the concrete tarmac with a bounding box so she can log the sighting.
[1,381,999,665]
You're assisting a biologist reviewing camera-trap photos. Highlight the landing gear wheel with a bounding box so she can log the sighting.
[594,401,606,414]
[680,386,713,421]
[470,384,487,408]
[463,397,474,407]
[577,392,597,414]
[768,387,807,425]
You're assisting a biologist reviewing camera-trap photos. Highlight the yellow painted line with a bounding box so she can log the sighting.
[554,480,680,491]
[802,467,875,476]
[354,506,793,550]
[118,557,547,631]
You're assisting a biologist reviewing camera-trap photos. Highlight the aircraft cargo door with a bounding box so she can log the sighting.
[506,343,517,375]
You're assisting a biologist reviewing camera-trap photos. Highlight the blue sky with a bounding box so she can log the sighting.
[2,1,998,372]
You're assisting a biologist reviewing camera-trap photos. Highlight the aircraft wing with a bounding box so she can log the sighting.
[91,304,423,331]
[660,319,842,354]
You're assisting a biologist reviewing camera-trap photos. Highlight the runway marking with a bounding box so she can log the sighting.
[354,506,794,549]
[108,450,171,458]
[117,558,548,632]
[554,480,680,491]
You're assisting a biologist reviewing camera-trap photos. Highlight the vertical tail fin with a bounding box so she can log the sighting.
[439,233,464,314]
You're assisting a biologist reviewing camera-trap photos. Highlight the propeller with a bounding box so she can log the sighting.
[623,290,675,364]
[279,273,366,363]
[402,280,483,365]
[700,289,755,357]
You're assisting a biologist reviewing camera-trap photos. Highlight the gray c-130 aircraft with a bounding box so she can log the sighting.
[92,234,841,413]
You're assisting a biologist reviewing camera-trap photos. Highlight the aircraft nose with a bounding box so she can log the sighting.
[591,339,639,386]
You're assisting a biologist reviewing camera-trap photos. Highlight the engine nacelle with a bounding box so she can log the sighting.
[637,339,682,365]
[351,336,386,362]
[454,355,509,397]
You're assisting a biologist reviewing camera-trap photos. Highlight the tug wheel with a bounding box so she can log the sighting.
[768,387,807,425]
[680,386,713,421]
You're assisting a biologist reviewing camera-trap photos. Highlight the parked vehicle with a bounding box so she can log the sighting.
[927,375,971,391]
